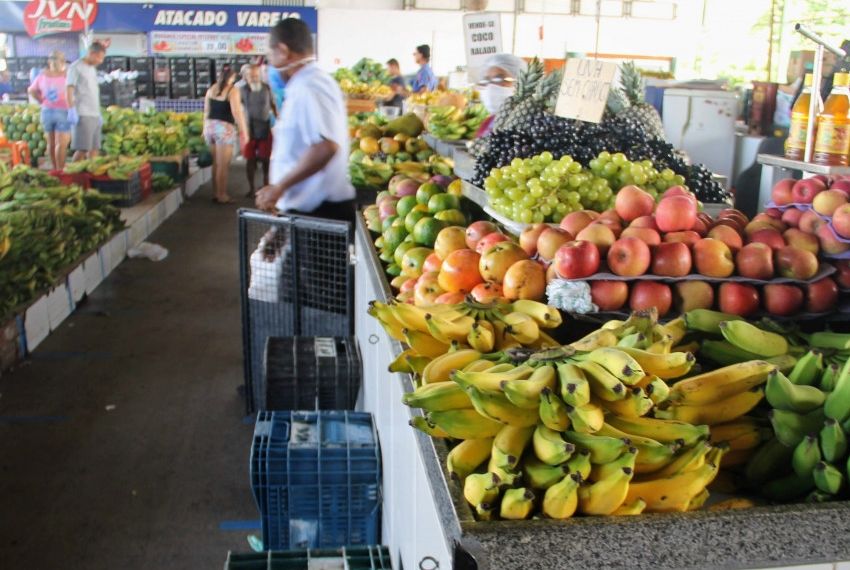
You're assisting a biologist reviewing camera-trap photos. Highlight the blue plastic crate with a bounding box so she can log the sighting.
[250,411,381,551]
[224,545,392,569]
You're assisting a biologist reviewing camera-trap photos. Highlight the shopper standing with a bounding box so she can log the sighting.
[255,18,356,223]
[241,64,276,197]
[66,42,106,160]
[385,58,407,110]
[203,65,249,204]
[28,51,71,170]
[410,44,437,94]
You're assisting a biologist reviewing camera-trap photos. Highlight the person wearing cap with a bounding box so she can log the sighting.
[475,53,527,138]
[410,44,437,93]
[28,51,71,170]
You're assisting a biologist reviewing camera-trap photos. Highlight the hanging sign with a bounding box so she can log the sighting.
[554,59,618,123]
[23,0,98,38]
[462,12,502,78]
[150,31,268,55]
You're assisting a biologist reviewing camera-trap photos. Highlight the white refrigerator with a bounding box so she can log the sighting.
[662,89,740,187]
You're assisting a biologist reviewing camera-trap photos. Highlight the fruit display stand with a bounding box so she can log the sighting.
[757,154,850,213]
[422,133,468,161]
[353,213,850,570]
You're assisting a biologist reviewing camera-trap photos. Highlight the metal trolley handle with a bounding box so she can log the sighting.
[420,556,440,570]
[368,334,379,345]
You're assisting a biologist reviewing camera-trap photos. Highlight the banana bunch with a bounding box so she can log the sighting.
[339,78,393,100]
[401,309,737,519]
[426,104,490,141]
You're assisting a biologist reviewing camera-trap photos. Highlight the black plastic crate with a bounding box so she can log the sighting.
[170,57,192,66]
[194,58,213,72]
[90,171,142,207]
[130,57,152,70]
[263,337,361,412]
[224,546,392,570]
[104,56,128,71]
[5,58,19,72]
[154,85,169,98]
[171,70,194,82]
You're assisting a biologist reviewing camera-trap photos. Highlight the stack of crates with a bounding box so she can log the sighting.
[169,57,195,99]
[194,58,213,98]
[153,59,170,98]
[250,411,381,551]
[131,57,154,98]
[224,546,392,569]
[104,56,128,72]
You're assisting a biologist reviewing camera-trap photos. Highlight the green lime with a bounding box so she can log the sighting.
[396,195,418,219]
[412,217,447,247]
[427,192,460,213]
[416,182,442,205]
[404,206,430,233]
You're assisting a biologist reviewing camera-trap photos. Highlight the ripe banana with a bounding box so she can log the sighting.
[576,347,644,384]
[500,487,536,520]
[792,434,821,479]
[650,440,712,480]
[824,358,850,423]
[452,364,534,392]
[719,320,788,358]
[615,347,696,380]
[389,349,417,374]
[463,359,497,373]
[421,349,483,384]
[656,387,764,425]
[557,362,591,406]
[467,321,495,352]
[667,360,774,405]
[523,455,571,489]
[788,350,824,386]
[562,430,629,464]
[578,466,634,515]
[511,299,562,328]
[402,381,472,412]
[596,422,679,475]
[566,402,605,433]
[590,446,638,481]
[659,317,687,346]
[813,461,844,494]
[446,438,493,482]
[612,498,647,516]
[539,387,571,431]
[765,369,826,413]
[709,418,771,451]
[533,423,577,465]
[500,311,540,344]
[684,308,742,334]
[606,414,709,447]
[466,385,539,428]
[410,416,450,438]
[820,418,848,463]
[502,365,556,409]
[392,301,432,332]
[568,328,618,352]
[426,313,476,344]
[576,360,627,402]
[542,473,581,519]
[625,461,718,513]
[487,453,521,487]
[427,409,505,439]
[687,488,711,511]
[565,449,592,480]
[368,302,406,341]
[769,407,826,447]
[766,353,798,374]
[645,377,671,406]
[492,424,535,466]
[463,472,501,508]
[404,328,451,358]
[602,387,654,418]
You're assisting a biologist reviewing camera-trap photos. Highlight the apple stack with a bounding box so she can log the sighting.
[534,184,840,319]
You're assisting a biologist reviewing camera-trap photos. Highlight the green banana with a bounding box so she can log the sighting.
[813,461,844,494]
[719,320,788,358]
[819,418,848,463]
[427,409,505,439]
[522,455,570,489]
[452,364,534,392]
[824,358,850,423]
[806,490,835,503]
[788,350,824,386]
[792,435,821,479]
[465,385,539,428]
[562,430,630,464]
[684,309,742,334]
[501,365,556,409]
[575,360,627,402]
[820,363,841,392]
[402,381,472,412]
[591,446,638,481]
[699,339,763,366]
[539,387,571,431]
[533,424,576,465]
[596,422,679,475]
[762,472,815,501]
[565,449,592,480]
[606,414,709,447]
[487,453,521,487]
[808,331,850,350]
[765,369,826,413]
[558,362,591,407]
[769,408,827,448]
[745,437,794,485]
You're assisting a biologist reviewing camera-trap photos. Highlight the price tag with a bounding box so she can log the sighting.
[463,12,502,81]
[554,59,619,123]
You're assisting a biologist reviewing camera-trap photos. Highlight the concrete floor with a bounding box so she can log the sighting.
[0,167,260,568]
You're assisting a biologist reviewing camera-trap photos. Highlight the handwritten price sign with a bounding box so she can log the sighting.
[554,59,618,124]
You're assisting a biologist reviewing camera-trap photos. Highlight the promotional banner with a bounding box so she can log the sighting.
[150,31,268,55]
[22,0,98,38]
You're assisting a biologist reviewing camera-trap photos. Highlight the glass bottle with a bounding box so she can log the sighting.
[813,72,850,166]
[785,73,816,161]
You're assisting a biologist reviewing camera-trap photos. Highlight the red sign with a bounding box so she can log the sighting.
[24,0,98,38]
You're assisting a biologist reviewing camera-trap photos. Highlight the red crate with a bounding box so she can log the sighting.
[49,169,91,189]
[139,162,152,200]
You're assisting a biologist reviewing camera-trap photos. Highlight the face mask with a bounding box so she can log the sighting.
[271,56,315,86]
[481,84,514,114]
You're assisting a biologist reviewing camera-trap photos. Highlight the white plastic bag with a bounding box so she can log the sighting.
[128,241,169,261]
[247,229,286,302]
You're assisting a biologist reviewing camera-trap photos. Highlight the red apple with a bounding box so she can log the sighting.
[663,186,698,206]
[835,260,850,289]
[656,195,697,233]
[792,178,827,203]
[615,185,656,222]
[735,243,774,280]
[590,280,629,311]
[592,218,623,237]
[465,221,500,250]
[763,283,804,316]
[652,242,693,277]
[560,211,596,236]
[597,209,623,224]
[765,208,784,219]
[537,227,574,262]
[806,278,839,313]
[664,231,702,247]
[712,218,745,235]
[519,223,549,256]
[718,282,760,317]
[555,241,600,279]
[691,216,710,236]
[475,232,511,254]
[798,209,826,235]
[750,214,787,232]
[629,215,658,230]
[718,208,750,225]
[621,226,661,246]
[707,224,744,251]
[697,212,715,227]
[830,179,850,195]
[607,237,652,277]
[749,228,786,250]
[629,281,673,317]
[812,174,830,186]
[674,281,715,312]
[772,178,795,205]
[775,246,819,280]
[813,189,849,216]
[781,208,803,228]
[577,223,616,256]
[693,238,735,278]
[833,204,850,238]
[816,224,850,255]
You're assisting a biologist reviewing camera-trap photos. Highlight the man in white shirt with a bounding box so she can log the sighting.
[66,41,106,160]
[255,18,356,224]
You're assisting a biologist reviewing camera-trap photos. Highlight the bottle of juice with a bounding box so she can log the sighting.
[813,72,850,166]
[785,73,816,161]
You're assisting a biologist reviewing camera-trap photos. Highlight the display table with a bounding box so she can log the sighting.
[354,215,850,570]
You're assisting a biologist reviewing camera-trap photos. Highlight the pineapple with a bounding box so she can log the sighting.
[492,58,552,133]
[614,61,666,139]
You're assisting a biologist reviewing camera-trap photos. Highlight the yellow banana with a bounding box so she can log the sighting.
[578,466,634,515]
[645,335,673,354]
[500,487,536,520]
[590,446,638,481]
[615,347,696,380]
[672,341,701,355]
[659,317,687,345]
[403,328,451,358]
[601,319,626,330]
[645,377,671,406]
[510,299,563,328]
[577,347,644,384]
[565,449,592,480]
[446,437,493,482]
[389,349,417,374]
[566,402,605,433]
[487,453,521,487]
[523,455,571,489]
[452,364,534,392]
[625,461,719,513]
[649,440,712,480]
[601,387,653,418]
[667,360,774,405]
[575,360,627,401]
[568,328,619,351]
[402,381,472,412]
[657,388,764,425]
[492,424,536,466]
[687,488,710,511]
[406,354,432,376]
[368,301,406,341]
[720,447,757,468]
[421,349,483,384]
[467,321,495,353]
[557,362,591,406]
[562,430,629,464]
[707,497,758,511]
[709,418,771,451]
[500,311,540,344]
[596,422,680,475]
[463,472,501,508]
[536,329,561,348]
[465,385,539,428]
[463,359,497,373]
[391,301,431,332]
[533,423,577,465]
[542,473,581,519]
[612,498,646,515]
[410,415,450,438]
[502,365,556,409]
[427,409,504,439]
[539,387,572,431]
[426,313,476,344]
[606,414,709,447]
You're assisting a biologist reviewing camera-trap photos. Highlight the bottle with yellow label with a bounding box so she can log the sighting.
[785,74,817,161]
[813,72,850,166]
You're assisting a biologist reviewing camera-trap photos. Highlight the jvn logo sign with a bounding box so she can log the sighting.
[24,0,98,38]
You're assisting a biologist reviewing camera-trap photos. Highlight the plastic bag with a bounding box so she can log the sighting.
[128,241,169,261]
[247,228,287,302]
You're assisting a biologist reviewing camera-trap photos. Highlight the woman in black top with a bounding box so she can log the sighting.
[203,65,249,204]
